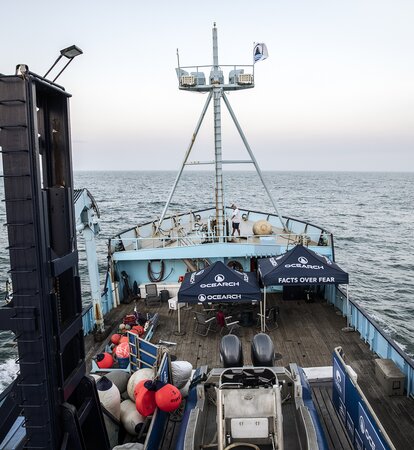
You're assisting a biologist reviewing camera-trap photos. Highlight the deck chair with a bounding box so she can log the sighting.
[194,312,217,336]
[220,315,241,335]
[145,284,162,307]
[257,307,278,331]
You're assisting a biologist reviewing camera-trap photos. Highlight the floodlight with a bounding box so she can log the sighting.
[44,44,83,82]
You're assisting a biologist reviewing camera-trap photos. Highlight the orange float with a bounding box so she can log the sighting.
[155,383,182,412]
[115,342,130,359]
[135,380,156,417]
[96,352,114,369]
[132,325,145,336]
[110,333,121,344]
[119,336,129,344]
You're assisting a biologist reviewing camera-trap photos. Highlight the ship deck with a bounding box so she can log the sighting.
[85,294,414,449]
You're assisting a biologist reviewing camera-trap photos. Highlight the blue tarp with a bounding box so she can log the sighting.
[258,245,349,286]
[178,261,261,304]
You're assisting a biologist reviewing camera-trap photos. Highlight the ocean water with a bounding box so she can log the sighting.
[0,170,413,390]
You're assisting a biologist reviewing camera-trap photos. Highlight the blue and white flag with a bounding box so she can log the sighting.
[253,43,269,63]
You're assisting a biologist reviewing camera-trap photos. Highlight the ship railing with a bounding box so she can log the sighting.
[110,232,331,252]
[81,303,94,335]
[327,285,414,398]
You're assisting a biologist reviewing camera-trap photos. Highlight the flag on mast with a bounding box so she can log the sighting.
[253,43,269,63]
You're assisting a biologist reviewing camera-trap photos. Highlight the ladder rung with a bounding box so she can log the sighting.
[13,291,39,297]
[0,174,30,178]
[4,222,33,227]
[8,269,37,275]
[0,149,29,154]
[0,99,25,104]
[18,402,46,408]
[0,124,27,129]
[15,358,43,366]
[17,381,45,388]
[7,245,35,250]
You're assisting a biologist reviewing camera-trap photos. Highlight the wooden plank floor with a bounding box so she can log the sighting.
[85,294,414,449]
[312,383,353,450]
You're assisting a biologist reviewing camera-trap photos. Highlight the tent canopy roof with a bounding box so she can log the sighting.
[178,261,261,304]
[258,245,349,286]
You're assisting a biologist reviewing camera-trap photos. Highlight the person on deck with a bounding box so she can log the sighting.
[231,204,241,237]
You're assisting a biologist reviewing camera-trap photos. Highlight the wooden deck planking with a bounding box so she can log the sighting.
[312,384,353,450]
[85,294,414,449]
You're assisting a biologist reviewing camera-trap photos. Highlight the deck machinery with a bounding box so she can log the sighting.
[0,68,109,448]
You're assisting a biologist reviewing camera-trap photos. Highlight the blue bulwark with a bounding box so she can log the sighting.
[332,348,392,450]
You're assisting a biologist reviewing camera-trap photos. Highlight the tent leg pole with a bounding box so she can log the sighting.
[174,302,186,336]
[259,301,263,333]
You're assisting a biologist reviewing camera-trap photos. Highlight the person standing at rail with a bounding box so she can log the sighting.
[231,204,241,237]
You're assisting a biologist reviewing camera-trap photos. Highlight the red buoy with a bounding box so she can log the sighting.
[155,383,182,412]
[132,325,145,336]
[135,380,156,417]
[119,336,129,344]
[110,333,121,344]
[96,352,114,369]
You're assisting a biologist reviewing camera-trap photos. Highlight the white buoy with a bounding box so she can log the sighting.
[96,376,121,420]
[252,219,272,235]
[105,371,131,395]
[120,399,145,435]
[127,368,155,401]
[171,361,193,389]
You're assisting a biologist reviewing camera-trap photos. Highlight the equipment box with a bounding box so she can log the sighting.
[374,358,405,396]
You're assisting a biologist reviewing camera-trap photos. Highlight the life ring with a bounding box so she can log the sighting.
[227,260,243,272]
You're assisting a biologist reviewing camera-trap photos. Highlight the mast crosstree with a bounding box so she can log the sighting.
[158,23,287,236]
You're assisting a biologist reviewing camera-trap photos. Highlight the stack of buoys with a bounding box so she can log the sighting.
[96,376,121,420]
[135,379,182,414]
[120,399,145,435]
[96,352,114,369]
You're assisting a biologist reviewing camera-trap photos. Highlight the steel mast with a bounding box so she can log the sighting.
[158,23,288,235]
[211,24,225,239]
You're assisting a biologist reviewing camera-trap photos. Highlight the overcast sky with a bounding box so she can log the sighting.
[1,0,413,171]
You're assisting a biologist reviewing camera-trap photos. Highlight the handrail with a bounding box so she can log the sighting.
[109,207,331,243]
[109,232,331,251]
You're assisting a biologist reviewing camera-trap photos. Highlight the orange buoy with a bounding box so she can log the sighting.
[110,333,121,344]
[155,383,182,412]
[115,342,130,359]
[133,379,147,401]
[119,336,129,344]
[135,380,156,417]
[96,352,114,369]
[132,325,145,336]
